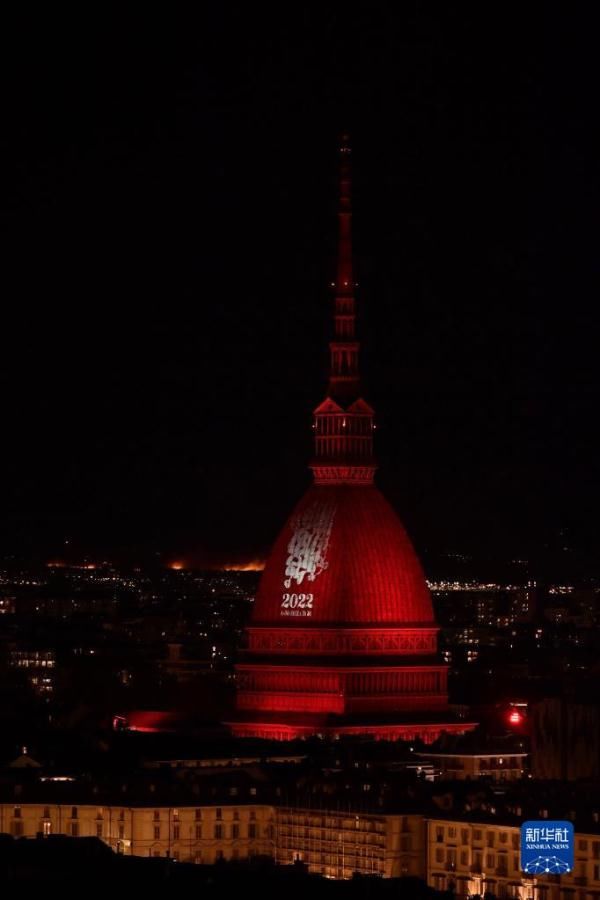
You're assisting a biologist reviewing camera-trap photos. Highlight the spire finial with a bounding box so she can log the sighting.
[328,133,359,396]
[336,134,353,295]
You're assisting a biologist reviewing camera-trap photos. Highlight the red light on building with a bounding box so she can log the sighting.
[227,138,478,743]
[506,707,526,727]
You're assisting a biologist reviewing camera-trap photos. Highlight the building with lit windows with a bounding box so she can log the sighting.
[416,749,528,782]
[0,799,422,877]
[276,808,425,879]
[0,802,275,863]
[5,799,600,893]
[426,816,600,899]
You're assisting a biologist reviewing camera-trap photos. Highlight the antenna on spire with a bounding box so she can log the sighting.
[329,132,358,385]
[336,133,353,294]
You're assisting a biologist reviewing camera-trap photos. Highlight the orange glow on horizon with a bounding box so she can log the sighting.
[167,557,265,573]
[222,559,265,572]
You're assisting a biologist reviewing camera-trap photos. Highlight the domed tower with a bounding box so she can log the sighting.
[229,138,475,742]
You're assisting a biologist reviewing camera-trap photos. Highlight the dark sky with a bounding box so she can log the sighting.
[1,7,599,576]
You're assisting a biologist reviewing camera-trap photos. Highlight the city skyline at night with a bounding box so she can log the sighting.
[2,6,600,891]
[2,8,599,581]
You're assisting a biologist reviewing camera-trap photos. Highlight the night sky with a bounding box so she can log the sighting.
[2,8,599,577]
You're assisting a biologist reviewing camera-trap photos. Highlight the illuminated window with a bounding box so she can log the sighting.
[43,822,52,836]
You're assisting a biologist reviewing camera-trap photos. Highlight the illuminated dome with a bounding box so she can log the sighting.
[228,137,476,742]
[253,483,434,626]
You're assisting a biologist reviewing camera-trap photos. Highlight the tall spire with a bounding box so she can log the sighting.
[311,136,377,486]
[336,133,354,299]
[328,134,360,399]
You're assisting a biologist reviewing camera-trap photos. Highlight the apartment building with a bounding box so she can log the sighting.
[275,808,426,879]
[0,802,275,863]
[0,799,426,878]
[427,816,600,899]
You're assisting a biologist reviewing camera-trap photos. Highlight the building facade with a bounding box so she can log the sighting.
[427,816,600,899]
[0,800,421,877]
[275,808,425,879]
[416,751,528,781]
[4,800,600,894]
[0,802,275,863]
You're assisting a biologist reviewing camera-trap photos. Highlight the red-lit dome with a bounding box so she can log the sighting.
[228,137,477,742]
[252,484,434,627]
